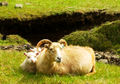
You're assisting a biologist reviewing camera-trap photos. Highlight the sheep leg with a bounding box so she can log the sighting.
[86,65,96,76]
[86,49,96,76]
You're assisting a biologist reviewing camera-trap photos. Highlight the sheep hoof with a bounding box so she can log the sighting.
[86,70,96,76]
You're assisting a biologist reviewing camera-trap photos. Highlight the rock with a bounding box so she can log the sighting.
[7,45,14,49]
[95,52,102,60]
[0,45,14,50]
[15,4,23,8]
[25,3,31,5]
[103,53,111,59]
[15,46,25,51]
[0,46,5,50]
[111,55,119,59]
[98,59,108,64]
[0,2,8,6]
[23,44,33,50]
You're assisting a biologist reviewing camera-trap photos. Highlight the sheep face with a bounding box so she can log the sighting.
[36,39,67,63]
[24,51,39,64]
[45,43,63,63]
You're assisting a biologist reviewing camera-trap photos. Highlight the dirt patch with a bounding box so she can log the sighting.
[0,10,120,45]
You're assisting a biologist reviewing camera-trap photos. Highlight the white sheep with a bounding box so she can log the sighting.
[20,47,41,73]
[36,39,96,75]
[15,4,23,8]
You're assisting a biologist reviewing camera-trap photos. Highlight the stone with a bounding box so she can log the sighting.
[0,2,8,6]
[15,4,23,8]
[0,46,5,50]
[98,59,108,64]
[15,46,24,51]
[25,3,31,5]
[23,44,33,50]
[6,45,14,49]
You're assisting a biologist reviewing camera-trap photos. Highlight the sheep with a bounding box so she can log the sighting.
[36,39,96,75]
[20,47,41,73]
[0,2,8,6]
[15,4,23,8]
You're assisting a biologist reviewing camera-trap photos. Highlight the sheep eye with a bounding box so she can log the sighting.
[27,56,30,59]
[49,48,55,52]
[49,48,53,51]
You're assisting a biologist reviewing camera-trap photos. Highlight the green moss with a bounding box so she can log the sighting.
[96,21,120,44]
[0,35,30,45]
[6,35,30,45]
[63,20,120,52]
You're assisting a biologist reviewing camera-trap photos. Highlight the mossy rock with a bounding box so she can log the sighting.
[6,35,30,45]
[63,20,120,51]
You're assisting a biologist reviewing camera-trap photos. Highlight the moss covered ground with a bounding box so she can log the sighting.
[0,34,30,46]
[63,20,120,54]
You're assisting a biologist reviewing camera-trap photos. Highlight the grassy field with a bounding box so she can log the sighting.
[0,50,120,84]
[0,0,120,19]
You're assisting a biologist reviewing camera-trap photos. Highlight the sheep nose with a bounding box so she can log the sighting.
[32,60,36,64]
[56,57,61,63]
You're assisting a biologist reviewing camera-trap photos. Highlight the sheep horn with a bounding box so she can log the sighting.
[36,39,52,51]
[58,39,68,47]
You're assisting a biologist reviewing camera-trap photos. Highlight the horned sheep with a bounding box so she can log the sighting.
[36,39,96,75]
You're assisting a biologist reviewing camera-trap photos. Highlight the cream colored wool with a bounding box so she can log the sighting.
[36,39,96,75]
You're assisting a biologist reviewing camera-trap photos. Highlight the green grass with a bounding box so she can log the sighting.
[0,50,120,84]
[0,0,120,19]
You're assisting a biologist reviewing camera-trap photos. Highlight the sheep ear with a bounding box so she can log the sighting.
[24,52,27,56]
[44,44,50,48]
[58,39,68,47]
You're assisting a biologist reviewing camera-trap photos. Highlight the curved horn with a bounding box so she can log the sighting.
[58,39,68,47]
[36,39,52,49]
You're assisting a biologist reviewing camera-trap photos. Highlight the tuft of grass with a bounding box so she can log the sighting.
[63,20,120,53]
[0,50,120,84]
[0,35,30,46]
[0,0,120,19]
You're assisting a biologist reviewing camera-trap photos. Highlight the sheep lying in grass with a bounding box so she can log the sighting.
[36,39,96,75]
[20,48,41,73]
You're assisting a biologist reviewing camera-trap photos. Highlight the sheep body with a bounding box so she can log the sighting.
[20,56,36,73]
[36,39,95,75]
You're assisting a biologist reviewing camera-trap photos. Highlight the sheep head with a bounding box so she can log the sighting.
[36,39,67,63]
[24,50,40,64]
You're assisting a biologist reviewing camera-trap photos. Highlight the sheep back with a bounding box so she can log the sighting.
[58,45,94,75]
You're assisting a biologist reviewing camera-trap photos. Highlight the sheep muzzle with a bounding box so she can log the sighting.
[56,57,61,63]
